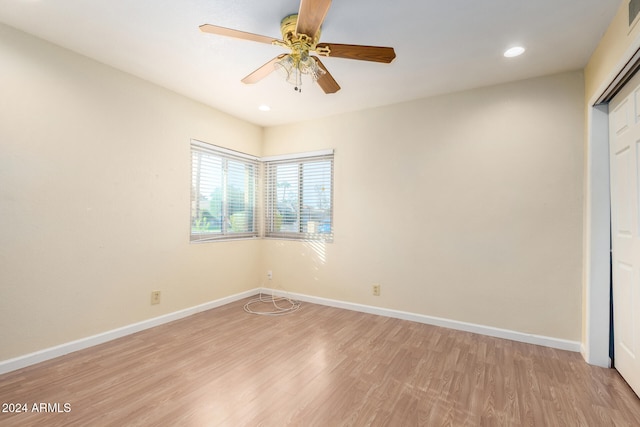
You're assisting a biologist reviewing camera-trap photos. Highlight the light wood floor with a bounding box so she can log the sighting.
[1,297,640,426]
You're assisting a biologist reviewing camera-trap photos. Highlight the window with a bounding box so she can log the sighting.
[190,140,258,242]
[264,150,334,241]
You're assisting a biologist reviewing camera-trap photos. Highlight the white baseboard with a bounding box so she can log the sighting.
[0,289,259,375]
[260,288,582,353]
[1,288,583,375]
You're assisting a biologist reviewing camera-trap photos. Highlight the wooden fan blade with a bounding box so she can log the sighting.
[199,24,281,45]
[316,43,396,63]
[312,56,340,94]
[296,0,332,38]
[241,54,287,84]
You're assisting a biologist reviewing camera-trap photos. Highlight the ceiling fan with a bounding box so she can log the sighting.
[199,0,396,93]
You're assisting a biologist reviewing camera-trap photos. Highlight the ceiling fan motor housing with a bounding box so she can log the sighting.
[278,13,324,60]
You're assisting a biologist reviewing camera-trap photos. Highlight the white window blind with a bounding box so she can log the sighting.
[190,140,259,242]
[264,151,334,241]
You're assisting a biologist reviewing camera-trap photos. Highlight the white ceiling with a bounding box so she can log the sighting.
[0,0,620,127]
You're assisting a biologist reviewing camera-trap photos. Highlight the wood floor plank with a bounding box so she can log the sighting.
[1,297,640,426]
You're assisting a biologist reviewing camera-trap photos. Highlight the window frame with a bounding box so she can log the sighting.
[263,150,334,242]
[190,140,259,242]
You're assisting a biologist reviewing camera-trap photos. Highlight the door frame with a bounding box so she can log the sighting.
[585,35,640,367]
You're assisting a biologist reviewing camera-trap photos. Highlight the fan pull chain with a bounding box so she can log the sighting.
[295,66,302,92]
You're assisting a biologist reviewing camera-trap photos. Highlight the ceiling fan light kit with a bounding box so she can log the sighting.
[272,14,326,92]
[199,0,396,94]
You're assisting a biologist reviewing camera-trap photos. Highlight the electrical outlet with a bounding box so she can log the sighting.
[151,290,161,305]
[373,284,381,296]
[267,271,272,280]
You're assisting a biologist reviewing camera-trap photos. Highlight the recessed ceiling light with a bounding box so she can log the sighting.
[504,46,525,58]
[258,105,271,112]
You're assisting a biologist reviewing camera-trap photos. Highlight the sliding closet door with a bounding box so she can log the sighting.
[609,70,640,397]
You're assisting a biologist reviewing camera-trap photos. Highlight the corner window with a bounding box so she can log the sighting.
[190,140,258,242]
[264,150,334,241]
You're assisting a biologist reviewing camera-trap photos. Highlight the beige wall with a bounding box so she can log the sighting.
[262,71,585,341]
[0,23,263,360]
